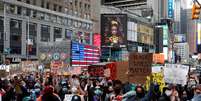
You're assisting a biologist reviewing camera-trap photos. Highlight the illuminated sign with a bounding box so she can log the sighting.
[168,0,173,18]
[101,14,127,47]
[163,25,169,46]
[93,33,101,48]
[198,23,201,44]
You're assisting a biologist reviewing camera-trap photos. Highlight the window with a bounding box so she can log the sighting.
[26,23,37,55]
[46,2,50,9]
[75,0,78,6]
[51,15,57,23]
[68,19,72,26]
[10,19,22,54]
[9,5,16,14]
[88,5,90,10]
[64,7,68,13]
[59,6,62,12]
[41,0,45,8]
[54,27,62,41]
[17,6,22,15]
[41,25,50,42]
[79,2,82,8]
[65,29,72,39]
[26,0,30,4]
[78,22,81,28]
[26,8,31,16]
[64,19,68,25]
[44,13,50,21]
[0,2,3,12]
[33,0,36,5]
[32,10,37,18]
[57,16,62,24]
[53,4,57,11]
[0,18,3,53]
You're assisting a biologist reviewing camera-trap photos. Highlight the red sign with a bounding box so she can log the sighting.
[88,62,117,80]
[93,33,101,48]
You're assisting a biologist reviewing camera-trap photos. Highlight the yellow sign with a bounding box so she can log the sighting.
[145,72,166,92]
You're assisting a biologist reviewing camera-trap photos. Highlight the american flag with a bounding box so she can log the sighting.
[71,42,100,67]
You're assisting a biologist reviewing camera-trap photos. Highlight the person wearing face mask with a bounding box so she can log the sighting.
[181,90,188,101]
[134,86,145,100]
[192,85,201,101]
[159,87,172,101]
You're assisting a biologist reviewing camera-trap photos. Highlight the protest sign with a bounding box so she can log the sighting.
[116,61,129,83]
[164,64,189,85]
[152,66,163,73]
[145,72,166,92]
[129,52,153,84]
[153,54,165,64]
[63,94,73,101]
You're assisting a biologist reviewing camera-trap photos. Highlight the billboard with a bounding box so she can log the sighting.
[163,25,169,46]
[174,34,186,43]
[101,14,127,47]
[38,40,71,69]
[71,42,100,67]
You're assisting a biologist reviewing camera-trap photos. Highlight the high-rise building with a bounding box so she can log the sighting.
[0,0,100,62]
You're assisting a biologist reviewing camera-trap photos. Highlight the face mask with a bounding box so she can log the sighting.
[71,86,78,94]
[35,88,40,93]
[165,90,172,96]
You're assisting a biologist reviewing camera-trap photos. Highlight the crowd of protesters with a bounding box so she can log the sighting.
[1,71,201,101]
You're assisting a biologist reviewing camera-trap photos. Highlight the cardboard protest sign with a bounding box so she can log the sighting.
[116,61,129,83]
[129,52,153,84]
[164,64,189,85]
[153,54,165,64]
[88,62,117,80]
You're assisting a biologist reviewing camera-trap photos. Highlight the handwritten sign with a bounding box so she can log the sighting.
[145,72,165,92]
[164,64,189,85]
[63,94,73,101]
[88,66,104,77]
[129,52,153,84]
[153,54,165,64]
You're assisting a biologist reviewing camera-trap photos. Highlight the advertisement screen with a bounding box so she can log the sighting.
[101,14,127,47]
[163,25,169,46]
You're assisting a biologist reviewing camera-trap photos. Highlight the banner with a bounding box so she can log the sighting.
[21,61,39,72]
[153,54,165,64]
[129,52,153,84]
[164,64,189,85]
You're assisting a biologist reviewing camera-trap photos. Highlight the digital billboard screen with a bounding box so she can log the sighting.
[101,14,127,47]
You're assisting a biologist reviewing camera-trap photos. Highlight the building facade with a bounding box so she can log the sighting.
[0,0,100,62]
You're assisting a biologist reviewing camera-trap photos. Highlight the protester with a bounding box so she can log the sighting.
[2,66,201,101]
[37,85,61,101]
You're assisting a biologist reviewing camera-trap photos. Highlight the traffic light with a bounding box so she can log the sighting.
[192,4,201,20]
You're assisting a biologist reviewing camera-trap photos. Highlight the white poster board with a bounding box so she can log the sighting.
[152,66,163,73]
[63,94,73,101]
[164,64,189,85]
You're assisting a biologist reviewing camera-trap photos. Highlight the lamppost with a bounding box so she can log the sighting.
[26,16,30,61]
